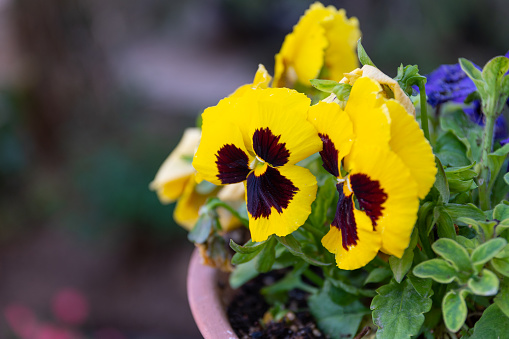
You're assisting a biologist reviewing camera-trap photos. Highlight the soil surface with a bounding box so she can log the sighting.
[227,270,325,339]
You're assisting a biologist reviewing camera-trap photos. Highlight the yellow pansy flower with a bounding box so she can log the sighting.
[308,77,436,270]
[193,88,322,242]
[273,2,360,88]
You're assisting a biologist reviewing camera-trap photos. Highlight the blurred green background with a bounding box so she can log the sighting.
[0,0,507,338]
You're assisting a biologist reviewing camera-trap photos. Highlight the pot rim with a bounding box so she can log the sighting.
[187,248,238,339]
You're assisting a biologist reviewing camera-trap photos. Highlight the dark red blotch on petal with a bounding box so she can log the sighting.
[350,173,388,229]
[332,183,358,250]
[318,133,340,177]
[252,127,290,167]
[216,144,251,184]
[246,166,298,219]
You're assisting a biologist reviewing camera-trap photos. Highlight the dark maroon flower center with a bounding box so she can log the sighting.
[318,133,340,177]
[331,183,358,250]
[246,166,298,219]
[252,127,290,167]
[350,173,387,229]
[215,144,251,184]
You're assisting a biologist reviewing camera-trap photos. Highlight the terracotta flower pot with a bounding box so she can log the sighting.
[187,249,238,339]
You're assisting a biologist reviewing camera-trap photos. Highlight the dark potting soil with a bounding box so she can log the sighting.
[226,270,325,339]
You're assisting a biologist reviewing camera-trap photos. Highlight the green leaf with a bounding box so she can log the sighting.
[482,56,509,89]
[504,172,509,186]
[309,80,353,101]
[357,38,375,67]
[434,207,456,239]
[413,259,457,284]
[468,269,499,296]
[188,213,215,243]
[371,279,432,339]
[389,229,418,283]
[407,273,433,298]
[229,238,266,254]
[308,176,336,230]
[440,109,483,162]
[431,238,472,272]
[459,58,483,82]
[229,260,259,288]
[494,203,509,221]
[309,281,369,338]
[492,257,509,277]
[276,235,331,266]
[471,238,507,267]
[433,157,450,204]
[255,236,277,273]
[442,290,468,332]
[469,304,509,339]
[364,267,393,285]
[435,131,470,167]
[494,281,509,318]
[444,203,485,223]
[394,64,426,96]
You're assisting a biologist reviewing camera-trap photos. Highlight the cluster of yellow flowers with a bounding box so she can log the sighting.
[152,2,437,270]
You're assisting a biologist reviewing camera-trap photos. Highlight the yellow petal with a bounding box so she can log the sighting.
[230,64,272,98]
[386,100,437,199]
[193,120,253,185]
[322,9,360,81]
[149,128,201,203]
[249,165,317,242]
[344,77,390,150]
[173,177,219,231]
[217,183,246,232]
[273,2,331,87]
[242,88,322,166]
[345,145,419,258]
[322,209,382,270]
[308,101,354,176]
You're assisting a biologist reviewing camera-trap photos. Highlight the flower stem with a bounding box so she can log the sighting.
[418,82,430,141]
[207,198,249,228]
[478,115,496,210]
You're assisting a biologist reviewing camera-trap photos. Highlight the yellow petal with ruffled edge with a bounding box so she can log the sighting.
[243,88,322,166]
[322,209,382,270]
[322,9,360,81]
[248,165,317,242]
[344,77,390,149]
[149,128,201,203]
[307,101,354,176]
[193,120,254,185]
[386,100,437,199]
[230,64,272,98]
[273,2,331,87]
[173,176,220,231]
[345,145,419,258]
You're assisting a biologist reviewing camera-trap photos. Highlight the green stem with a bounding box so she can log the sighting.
[208,199,249,227]
[478,115,496,210]
[418,82,431,142]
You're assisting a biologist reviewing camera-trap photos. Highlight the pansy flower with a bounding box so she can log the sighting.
[308,77,436,269]
[193,88,322,242]
[273,2,360,88]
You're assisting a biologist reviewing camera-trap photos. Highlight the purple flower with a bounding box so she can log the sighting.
[425,63,478,108]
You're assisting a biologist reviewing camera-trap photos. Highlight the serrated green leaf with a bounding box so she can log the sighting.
[432,238,472,273]
[309,281,369,338]
[494,281,509,318]
[364,267,393,285]
[471,238,507,268]
[469,304,509,339]
[442,290,468,332]
[371,279,432,339]
[407,274,433,298]
[492,257,509,277]
[468,269,499,296]
[255,236,276,273]
[357,39,375,67]
[413,259,458,283]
